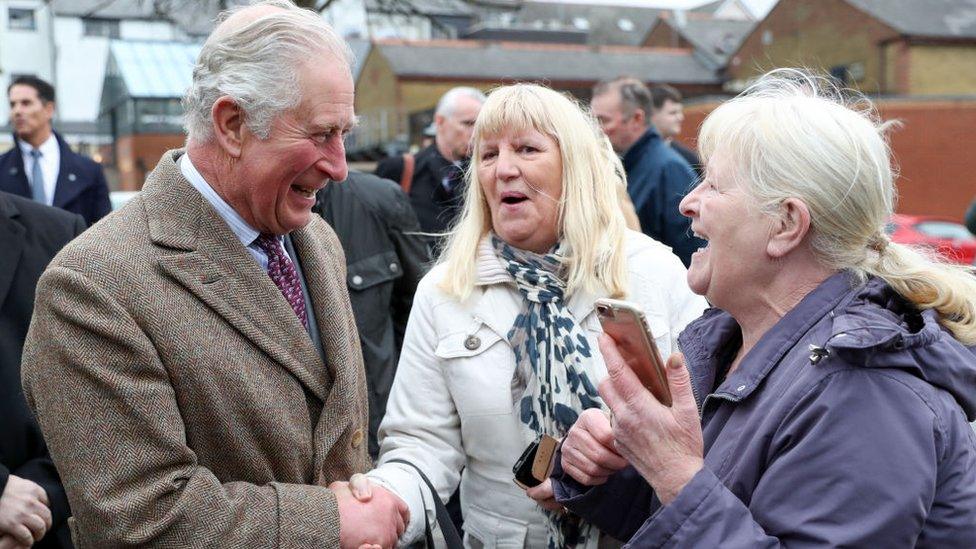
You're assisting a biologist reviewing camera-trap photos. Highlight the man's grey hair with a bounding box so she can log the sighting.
[435,87,487,118]
[593,76,653,126]
[183,0,353,142]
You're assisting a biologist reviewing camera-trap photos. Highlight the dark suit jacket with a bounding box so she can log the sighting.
[21,150,369,547]
[375,143,466,238]
[0,191,85,549]
[0,132,111,227]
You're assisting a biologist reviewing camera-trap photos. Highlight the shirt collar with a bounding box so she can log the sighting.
[179,153,261,248]
[18,133,57,156]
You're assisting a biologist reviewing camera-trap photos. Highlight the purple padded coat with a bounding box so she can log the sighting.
[553,272,976,547]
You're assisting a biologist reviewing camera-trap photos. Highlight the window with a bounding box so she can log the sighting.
[83,17,120,38]
[8,8,36,31]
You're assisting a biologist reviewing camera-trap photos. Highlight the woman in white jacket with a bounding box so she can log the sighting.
[348,84,706,548]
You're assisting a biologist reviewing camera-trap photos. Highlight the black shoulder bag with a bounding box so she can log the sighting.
[385,459,464,549]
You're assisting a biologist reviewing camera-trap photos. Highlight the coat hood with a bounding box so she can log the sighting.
[678,273,976,421]
[825,277,976,420]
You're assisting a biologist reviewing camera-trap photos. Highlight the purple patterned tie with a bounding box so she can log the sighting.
[254,233,308,329]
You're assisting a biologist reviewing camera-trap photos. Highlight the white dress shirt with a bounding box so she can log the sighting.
[19,133,60,206]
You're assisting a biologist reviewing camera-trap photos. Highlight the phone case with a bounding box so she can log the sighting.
[513,434,559,489]
[595,298,672,406]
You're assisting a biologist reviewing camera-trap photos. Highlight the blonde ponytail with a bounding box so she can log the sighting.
[860,240,976,345]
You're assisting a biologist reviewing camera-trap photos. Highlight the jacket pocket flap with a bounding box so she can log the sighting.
[347,250,402,291]
[434,325,503,359]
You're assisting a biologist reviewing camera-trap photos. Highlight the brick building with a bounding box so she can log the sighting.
[726,0,976,95]
[643,11,755,70]
[353,38,723,156]
[680,96,976,221]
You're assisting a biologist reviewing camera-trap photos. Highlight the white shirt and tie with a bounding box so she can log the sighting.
[19,134,60,206]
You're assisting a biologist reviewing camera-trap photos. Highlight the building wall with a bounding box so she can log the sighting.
[112,133,184,191]
[906,44,976,95]
[681,98,976,221]
[52,17,182,129]
[1,0,55,116]
[353,47,401,148]
[883,40,910,95]
[727,0,896,93]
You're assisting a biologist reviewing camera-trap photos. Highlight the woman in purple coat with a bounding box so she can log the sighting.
[553,69,976,547]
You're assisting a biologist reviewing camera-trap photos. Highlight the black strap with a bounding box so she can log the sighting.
[386,459,463,549]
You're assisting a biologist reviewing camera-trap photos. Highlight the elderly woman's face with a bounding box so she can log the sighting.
[679,152,775,307]
[478,128,563,253]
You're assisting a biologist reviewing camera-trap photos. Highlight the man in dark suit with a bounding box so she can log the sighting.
[1,76,111,227]
[0,191,85,548]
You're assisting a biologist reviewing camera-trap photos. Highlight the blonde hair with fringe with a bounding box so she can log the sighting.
[698,68,976,344]
[438,83,630,301]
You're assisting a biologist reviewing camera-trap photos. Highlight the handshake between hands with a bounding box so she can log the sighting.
[331,474,410,549]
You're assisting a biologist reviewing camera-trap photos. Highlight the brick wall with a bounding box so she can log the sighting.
[728,0,897,93]
[680,98,976,221]
[906,43,976,95]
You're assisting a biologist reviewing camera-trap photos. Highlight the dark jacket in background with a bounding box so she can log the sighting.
[622,128,703,267]
[313,171,429,457]
[1,191,85,549]
[672,140,703,183]
[554,272,976,547]
[965,198,976,236]
[375,142,466,243]
[0,132,111,227]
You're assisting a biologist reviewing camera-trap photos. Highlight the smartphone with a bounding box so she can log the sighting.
[595,298,672,407]
[513,434,559,489]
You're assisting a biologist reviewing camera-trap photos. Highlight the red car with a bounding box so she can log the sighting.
[886,214,976,265]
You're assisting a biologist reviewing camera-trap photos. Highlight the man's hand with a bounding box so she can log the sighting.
[597,335,704,505]
[561,408,629,486]
[331,475,409,549]
[0,475,52,546]
[0,535,31,549]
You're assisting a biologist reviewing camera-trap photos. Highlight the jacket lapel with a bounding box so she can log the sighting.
[51,133,86,209]
[0,194,25,308]
[291,226,358,419]
[146,150,328,400]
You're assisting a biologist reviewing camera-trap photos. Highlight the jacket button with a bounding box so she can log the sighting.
[351,275,363,286]
[464,335,481,350]
[351,428,364,448]
[389,262,399,273]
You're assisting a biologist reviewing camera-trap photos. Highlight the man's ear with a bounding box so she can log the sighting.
[767,198,812,258]
[631,107,646,126]
[43,101,55,120]
[433,113,446,130]
[211,96,245,158]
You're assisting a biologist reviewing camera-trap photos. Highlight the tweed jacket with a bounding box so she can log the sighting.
[21,150,370,548]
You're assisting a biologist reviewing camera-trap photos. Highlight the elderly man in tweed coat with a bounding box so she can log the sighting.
[20,2,408,547]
